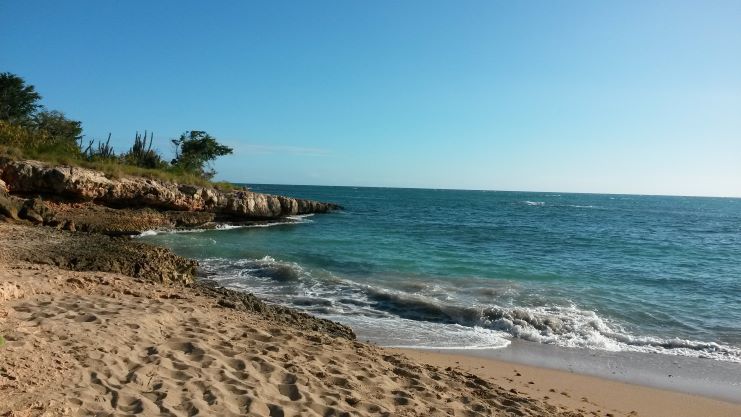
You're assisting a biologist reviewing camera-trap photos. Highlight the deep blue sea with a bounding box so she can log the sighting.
[141,186,741,362]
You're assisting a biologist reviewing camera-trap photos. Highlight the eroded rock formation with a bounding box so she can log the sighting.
[0,158,340,219]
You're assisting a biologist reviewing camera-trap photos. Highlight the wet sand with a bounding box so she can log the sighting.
[432,340,741,403]
[396,348,741,417]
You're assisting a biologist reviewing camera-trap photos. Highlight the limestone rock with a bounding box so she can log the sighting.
[0,158,341,220]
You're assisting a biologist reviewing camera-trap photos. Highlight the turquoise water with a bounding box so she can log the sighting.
[141,186,741,362]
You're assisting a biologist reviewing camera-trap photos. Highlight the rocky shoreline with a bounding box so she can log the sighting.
[0,158,353,339]
[0,158,340,234]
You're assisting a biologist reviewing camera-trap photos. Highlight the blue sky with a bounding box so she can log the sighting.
[1,1,739,196]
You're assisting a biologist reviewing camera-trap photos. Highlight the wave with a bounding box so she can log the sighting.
[520,201,599,209]
[287,213,315,221]
[137,214,315,236]
[223,259,515,349]
[204,256,307,283]
[236,256,305,282]
[137,224,246,236]
[200,256,741,362]
[364,288,741,362]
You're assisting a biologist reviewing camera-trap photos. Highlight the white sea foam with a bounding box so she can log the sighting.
[286,213,315,221]
[135,226,246,236]
[137,215,314,236]
[334,316,511,350]
[521,201,598,209]
[243,222,292,229]
[468,304,740,362]
[200,256,741,362]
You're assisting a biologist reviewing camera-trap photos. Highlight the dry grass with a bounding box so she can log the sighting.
[0,145,236,190]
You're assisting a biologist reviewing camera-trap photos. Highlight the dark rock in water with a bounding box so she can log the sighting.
[0,158,341,220]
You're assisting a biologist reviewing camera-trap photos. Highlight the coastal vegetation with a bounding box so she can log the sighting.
[0,72,233,187]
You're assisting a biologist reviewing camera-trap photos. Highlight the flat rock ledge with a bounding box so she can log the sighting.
[0,158,340,220]
[0,223,197,286]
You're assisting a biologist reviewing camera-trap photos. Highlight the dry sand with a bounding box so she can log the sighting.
[1,260,739,416]
[0,261,580,416]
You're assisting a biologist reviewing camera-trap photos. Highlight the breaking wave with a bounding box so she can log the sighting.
[235,256,305,282]
[200,256,741,362]
[363,287,741,360]
[137,214,315,236]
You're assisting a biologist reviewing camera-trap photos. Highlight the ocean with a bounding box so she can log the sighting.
[140,186,741,363]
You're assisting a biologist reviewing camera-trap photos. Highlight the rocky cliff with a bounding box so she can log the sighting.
[0,158,340,220]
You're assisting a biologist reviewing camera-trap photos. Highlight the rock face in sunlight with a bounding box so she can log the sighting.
[0,158,340,219]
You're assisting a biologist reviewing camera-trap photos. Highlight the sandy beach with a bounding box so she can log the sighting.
[0,260,572,417]
[1,247,739,416]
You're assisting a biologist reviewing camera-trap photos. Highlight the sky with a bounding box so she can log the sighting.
[1,1,739,197]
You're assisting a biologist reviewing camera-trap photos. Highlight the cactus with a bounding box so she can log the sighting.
[96,133,115,158]
[81,132,115,160]
[123,130,165,169]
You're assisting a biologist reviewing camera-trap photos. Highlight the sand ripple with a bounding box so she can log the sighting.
[0,263,585,416]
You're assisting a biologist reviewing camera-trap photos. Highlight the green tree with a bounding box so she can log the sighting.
[0,73,42,124]
[34,110,82,143]
[171,131,233,179]
[31,110,83,156]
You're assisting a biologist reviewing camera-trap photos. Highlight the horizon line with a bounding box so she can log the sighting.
[229,182,741,200]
